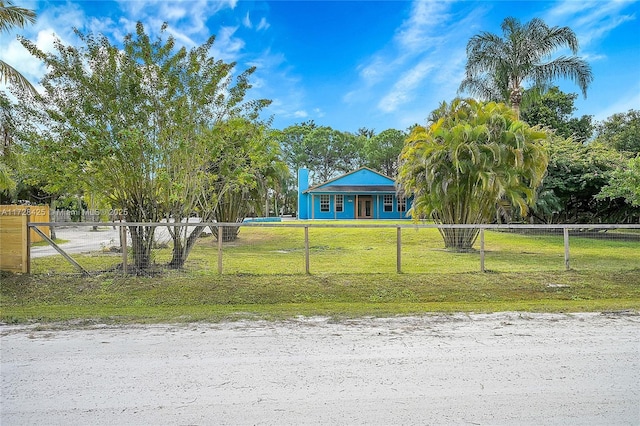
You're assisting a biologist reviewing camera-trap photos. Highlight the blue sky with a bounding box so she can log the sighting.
[2,0,639,133]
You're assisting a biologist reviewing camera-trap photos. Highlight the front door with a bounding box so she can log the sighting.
[357,196,373,219]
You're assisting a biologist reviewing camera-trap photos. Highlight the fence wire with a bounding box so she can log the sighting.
[26,222,640,276]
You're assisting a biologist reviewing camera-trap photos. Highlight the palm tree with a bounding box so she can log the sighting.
[1,1,35,195]
[397,99,550,251]
[1,0,36,95]
[459,17,592,119]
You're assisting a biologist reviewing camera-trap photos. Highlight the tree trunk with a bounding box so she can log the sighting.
[128,224,156,271]
[213,225,240,242]
[510,87,523,120]
[441,228,479,252]
[167,224,208,269]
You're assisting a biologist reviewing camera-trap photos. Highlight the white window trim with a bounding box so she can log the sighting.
[335,195,344,213]
[320,194,330,212]
[383,194,393,212]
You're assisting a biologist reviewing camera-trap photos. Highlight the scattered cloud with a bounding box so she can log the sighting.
[256,17,270,31]
[346,0,484,119]
[243,12,252,29]
[210,26,245,61]
[378,60,435,113]
[544,0,637,47]
[1,0,637,132]
[394,0,450,53]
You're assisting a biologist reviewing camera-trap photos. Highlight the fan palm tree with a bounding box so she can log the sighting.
[459,17,592,119]
[1,0,36,95]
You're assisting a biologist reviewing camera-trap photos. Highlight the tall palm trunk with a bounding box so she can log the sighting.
[510,87,523,120]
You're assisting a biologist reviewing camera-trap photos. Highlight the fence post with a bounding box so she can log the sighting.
[25,214,31,274]
[217,225,223,275]
[479,228,485,273]
[120,224,127,275]
[564,227,570,271]
[396,226,402,273]
[304,226,310,274]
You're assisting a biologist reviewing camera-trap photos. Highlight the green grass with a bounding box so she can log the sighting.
[2,271,639,324]
[3,222,638,324]
[32,238,69,247]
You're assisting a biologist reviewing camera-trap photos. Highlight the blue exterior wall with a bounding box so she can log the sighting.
[307,193,410,220]
[297,168,310,219]
[298,167,412,220]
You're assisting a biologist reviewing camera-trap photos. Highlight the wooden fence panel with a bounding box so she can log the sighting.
[0,205,49,242]
[0,215,28,273]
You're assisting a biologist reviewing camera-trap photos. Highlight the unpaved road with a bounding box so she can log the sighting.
[1,312,639,425]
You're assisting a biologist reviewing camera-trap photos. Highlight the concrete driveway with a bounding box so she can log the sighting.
[29,223,205,258]
[30,226,121,258]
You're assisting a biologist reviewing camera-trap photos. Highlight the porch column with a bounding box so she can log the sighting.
[355,195,359,219]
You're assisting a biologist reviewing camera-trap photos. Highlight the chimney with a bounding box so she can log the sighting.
[297,168,309,219]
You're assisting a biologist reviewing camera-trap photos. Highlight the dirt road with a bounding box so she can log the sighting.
[1,312,639,425]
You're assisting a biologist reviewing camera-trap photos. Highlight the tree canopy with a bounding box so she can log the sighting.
[398,99,550,250]
[363,128,406,177]
[20,22,270,270]
[274,122,364,184]
[520,86,593,143]
[532,138,627,223]
[595,110,640,154]
[598,155,640,208]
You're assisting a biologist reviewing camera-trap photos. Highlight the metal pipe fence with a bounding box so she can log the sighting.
[26,221,640,276]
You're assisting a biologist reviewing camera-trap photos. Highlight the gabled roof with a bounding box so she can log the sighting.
[304,167,396,194]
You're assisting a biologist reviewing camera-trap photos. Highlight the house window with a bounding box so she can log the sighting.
[335,195,343,212]
[398,197,407,212]
[384,194,393,212]
[320,194,330,212]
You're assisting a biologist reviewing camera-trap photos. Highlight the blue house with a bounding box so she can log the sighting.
[297,167,412,220]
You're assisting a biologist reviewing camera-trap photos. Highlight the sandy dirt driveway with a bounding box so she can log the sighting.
[1,312,639,425]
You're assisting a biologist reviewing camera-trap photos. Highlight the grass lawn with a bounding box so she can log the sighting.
[2,222,639,324]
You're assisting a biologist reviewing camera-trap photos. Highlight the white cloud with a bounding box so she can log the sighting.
[115,0,237,38]
[256,17,270,31]
[378,60,434,113]
[293,110,308,118]
[242,12,269,32]
[0,1,92,92]
[341,0,489,120]
[357,55,389,86]
[1,30,57,82]
[580,52,607,62]
[394,0,450,53]
[243,12,252,29]
[544,0,637,48]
